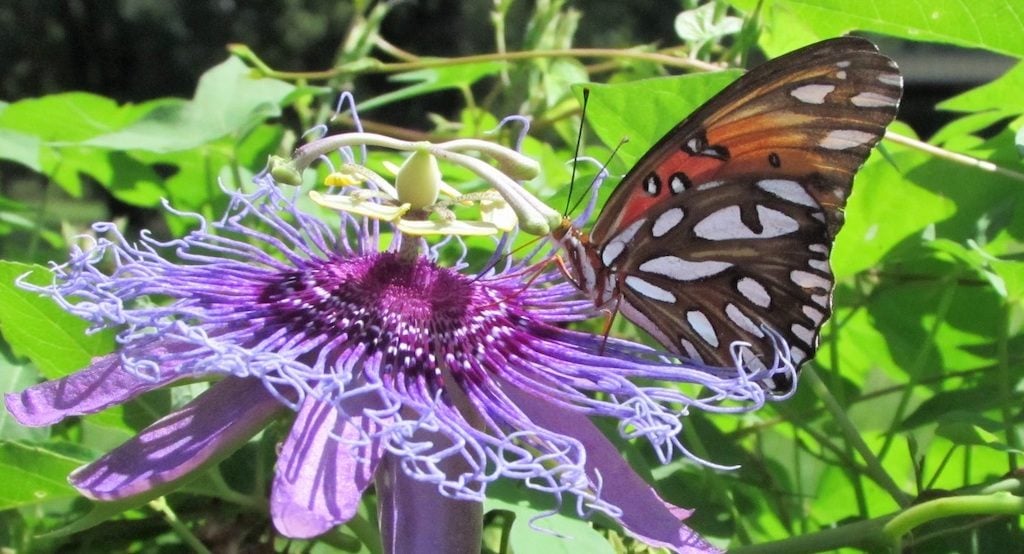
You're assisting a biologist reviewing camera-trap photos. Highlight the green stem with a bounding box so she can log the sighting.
[883,493,1024,543]
[803,367,912,507]
[730,514,893,554]
[149,497,212,554]
[229,45,720,81]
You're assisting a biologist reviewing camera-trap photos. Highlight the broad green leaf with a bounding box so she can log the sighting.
[935,412,1020,453]
[484,491,615,554]
[930,110,1016,147]
[0,92,157,142]
[675,3,743,45]
[0,129,41,171]
[356,62,507,112]
[0,262,114,379]
[733,0,1024,58]
[0,356,47,442]
[85,57,297,153]
[938,62,1024,114]
[49,148,166,207]
[833,124,956,278]
[0,441,85,509]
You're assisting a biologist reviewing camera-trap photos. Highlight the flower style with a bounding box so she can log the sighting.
[4,130,785,553]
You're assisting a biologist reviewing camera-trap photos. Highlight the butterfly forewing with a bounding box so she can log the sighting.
[587,37,903,385]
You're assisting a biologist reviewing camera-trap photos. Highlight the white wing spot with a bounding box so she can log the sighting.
[679,338,702,362]
[791,346,808,364]
[851,92,899,108]
[639,256,732,281]
[738,346,767,372]
[791,270,831,291]
[811,293,829,307]
[737,277,771,308]
[601,219,644,267]
[651,208,684,237]
[694,205,798,240]
[792,323,816,345]
[808,243,828,254]
[644,173,660,195]
[811,211,826,223]
[696,180,725,191]
[802,305,825,325]
[601,241,625,268]
[836,60,851,68]
[808,258,829,272]
[790,84,835,104]
[835,70,847,80]
[757,179,819,208]
[757,206,801,237]
[820,129,875,150]
[726,303,764,337]
[625,275,676,303]
[878,73,903,86]
[686,310,719,347]
[670,174,688,193]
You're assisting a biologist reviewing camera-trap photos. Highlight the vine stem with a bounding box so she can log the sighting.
[883,492,1024,545]
[885,131,1024,183]
[229,45,721,80]
[148,497,212,554]
[802,367,912,507]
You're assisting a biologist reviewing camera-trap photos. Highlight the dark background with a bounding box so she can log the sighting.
[1,1,1014,138]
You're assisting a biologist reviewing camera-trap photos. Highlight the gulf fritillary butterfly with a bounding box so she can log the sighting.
[554,37,903,391]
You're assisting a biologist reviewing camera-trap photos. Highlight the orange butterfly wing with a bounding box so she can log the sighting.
[588,37,902,388]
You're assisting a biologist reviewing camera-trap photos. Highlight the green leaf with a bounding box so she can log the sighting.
[0,92,156,142]
[935,413,1012,449]
[85,57,297,153]
[938,62,1024,114]
[0,261,114,379]
[484,488,615,554]
[356,62,507,112]
[0,441,86,510]
[0,356,47,442]
[0,129,42,171]
[675,3,743,45]
[774,0,1024,58]
[833,123,956,278]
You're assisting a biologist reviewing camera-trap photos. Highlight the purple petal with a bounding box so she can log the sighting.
[377,453,482,554]
[271,395,384,539]
[4,353,182,427]
[505,383,720,554]
[70,377,284,500]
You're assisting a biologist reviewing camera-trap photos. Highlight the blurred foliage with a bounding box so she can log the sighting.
[2,0,1024,552]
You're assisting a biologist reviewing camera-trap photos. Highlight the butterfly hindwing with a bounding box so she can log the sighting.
[589,37,903,381]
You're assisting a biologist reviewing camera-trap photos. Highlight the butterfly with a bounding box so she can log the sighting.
[553,37,903,391]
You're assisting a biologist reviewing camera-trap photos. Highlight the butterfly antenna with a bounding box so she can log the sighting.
[564,88,591,216]
[566,136,628,218]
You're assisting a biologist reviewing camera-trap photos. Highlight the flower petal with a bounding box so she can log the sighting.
[271,395,385,539]
[505,383,720,554]
[4,353,182,427]
[70,377,284,500]
[377,453,482,554]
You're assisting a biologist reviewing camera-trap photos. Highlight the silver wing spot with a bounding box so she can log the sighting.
[639,256,732,281]
[625,275,676,303]
[737,277,771,308]
[790,84,836,104]
[651,207,685,237]
[686,310,719,347]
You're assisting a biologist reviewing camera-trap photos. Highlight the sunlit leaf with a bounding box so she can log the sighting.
[85,57,298,153]
[0,441,86,509]
[0,261,114,379]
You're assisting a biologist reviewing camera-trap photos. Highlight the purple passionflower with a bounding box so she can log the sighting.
[5,139,783,552]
